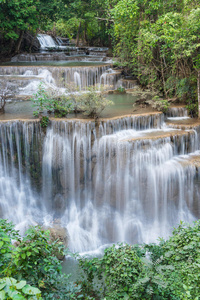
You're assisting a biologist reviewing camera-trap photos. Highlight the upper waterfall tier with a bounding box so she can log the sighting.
[37,34,60,49]
[0,114,200,253]
[35,34,110,58]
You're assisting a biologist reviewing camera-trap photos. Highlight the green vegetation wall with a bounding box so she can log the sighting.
[111,0,200,114]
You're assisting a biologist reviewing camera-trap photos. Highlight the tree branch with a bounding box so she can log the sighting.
[95,17,114,23]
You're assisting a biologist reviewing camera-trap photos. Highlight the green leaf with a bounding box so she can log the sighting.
[0,283,6,291]
[0,290,5,300]
[12,295,26,300]
[22,285,41,296]
[21,253,26,259]
[15,281,26,290]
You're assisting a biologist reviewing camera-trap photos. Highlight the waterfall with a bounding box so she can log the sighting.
[37,34,58,49]
[0,121,45,231]
[0,65,123,94]
[55,37,64,46]
[166,106,188,117]
[0,114,199,253]
[99,69,136,90]
[74,72,81,90]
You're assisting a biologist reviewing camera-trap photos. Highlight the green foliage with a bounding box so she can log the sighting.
[32,84,113,120]
[0,0,37,40]
[32,83,52,117]
[116,86,125,93]
[186,100,198,117]
[0,277,42,300]
[53,95,73,118]
[0,220,82,300]
[0,0,65,43]
[40,116,49,128]
[31,83,73,121]
[147,96,170,113]
[79,220,200,299]
[56,18,81,39]
[79,243,167,299]
[76,89,113,119]
[54,0,113,46]
[110,0,200,114]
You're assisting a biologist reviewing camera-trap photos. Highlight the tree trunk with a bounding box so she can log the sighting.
[76,22,81,47]
[0,96,6,114]
[15,30,24,53]
[160,57,167,98]
[8,39,14,54]
[29,29,38,53]
[84,23,87,45]
[198,70,200,118]
[52,22,56,37]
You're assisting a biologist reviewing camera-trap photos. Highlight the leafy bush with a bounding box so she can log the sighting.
[76,88,113,119]
[78,220,200,299]
[31,84,112,120]
[186,100,198,117]
[78,243,167,299]
[40,116,49,128]
[31,83,73,120]
[147,96,170,113]
[0,277,42,300]
[116,86,125,93]
[0,220,82,300]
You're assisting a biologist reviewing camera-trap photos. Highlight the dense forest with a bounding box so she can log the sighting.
[0,0,200,115]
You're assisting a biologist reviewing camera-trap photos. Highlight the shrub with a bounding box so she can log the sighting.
[76,88,113,119]
[147,96,170,113]
[0,277,42,300]
[31,83,73,120]
[78,220,200,299]
[0,220,82,300]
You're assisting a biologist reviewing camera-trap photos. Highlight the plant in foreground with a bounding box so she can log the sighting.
[0,220,82,300]
[0,277,42,300]
[78,220,200,299]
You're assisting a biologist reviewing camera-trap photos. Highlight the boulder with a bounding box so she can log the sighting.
[45,223,69,260]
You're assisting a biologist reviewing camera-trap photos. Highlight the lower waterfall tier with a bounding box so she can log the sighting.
[0,115,199,253]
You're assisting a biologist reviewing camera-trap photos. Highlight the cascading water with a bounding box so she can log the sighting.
[167,106,188,117]
[0,112,200,253]
[37,34,59,50]
[74,72,81,90]
[100,68,136,90]
[0,121,45,231]
[0,65,130,95]
[1,31,199,255]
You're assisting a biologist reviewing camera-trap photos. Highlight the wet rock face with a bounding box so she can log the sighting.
[52,194,67,218]
[46,224,69,260]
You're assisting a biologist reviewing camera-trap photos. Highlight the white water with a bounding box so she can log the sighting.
[37,34,59,49]
[167,106,188,117]
[0,113,199,253]
[0,65,129,94]
[74,71,81,90]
